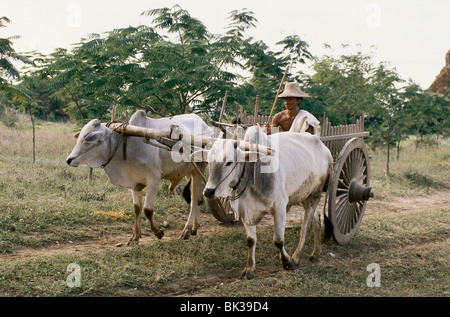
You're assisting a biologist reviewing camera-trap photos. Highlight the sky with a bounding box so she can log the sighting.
[3,0,450,89]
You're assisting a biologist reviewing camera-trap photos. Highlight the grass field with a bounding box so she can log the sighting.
[0,121,448,297]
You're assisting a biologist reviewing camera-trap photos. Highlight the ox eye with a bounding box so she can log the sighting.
[84,131,102,143]
[226,161,233,166]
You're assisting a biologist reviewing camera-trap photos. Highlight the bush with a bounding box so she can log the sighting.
[0,107,20,128]
[403,170,435,187]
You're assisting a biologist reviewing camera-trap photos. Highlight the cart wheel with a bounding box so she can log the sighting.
[207,197,235,223]
[328,137,373,245]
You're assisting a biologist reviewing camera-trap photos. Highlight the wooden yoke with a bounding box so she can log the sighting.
[103,123,274,156]
[103,122,172,140]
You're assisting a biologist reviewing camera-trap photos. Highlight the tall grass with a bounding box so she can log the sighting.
[369,136,449,197]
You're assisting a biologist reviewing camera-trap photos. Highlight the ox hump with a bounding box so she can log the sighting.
[129,110,149,126]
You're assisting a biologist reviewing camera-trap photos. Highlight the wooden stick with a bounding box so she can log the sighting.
[190,158,207,183]
[111,105,116,122]
[253,95,259,125]
[219,91,228,123]
[322,113,326,137]
[266,66,289,127]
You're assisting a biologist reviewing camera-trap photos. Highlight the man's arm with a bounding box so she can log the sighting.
[267,112,281,135]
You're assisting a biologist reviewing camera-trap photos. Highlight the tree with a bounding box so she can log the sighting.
[0,16,36,162]
[401,82,432,149]
[40,6,312,123]
[370,62,405,175]
[305,45,375,125]
[428,90,449,139]
[217,10,313,119]
[0,16,33,98]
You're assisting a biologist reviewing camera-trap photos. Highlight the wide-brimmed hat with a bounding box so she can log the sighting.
[278,82,310,98]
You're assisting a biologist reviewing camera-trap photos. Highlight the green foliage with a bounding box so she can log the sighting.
[0,17,33,92]
[11,6,311,124]
[1,8,447,152]
[305,46,377,125]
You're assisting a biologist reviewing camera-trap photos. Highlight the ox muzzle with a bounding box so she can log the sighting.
[204,187,216,198]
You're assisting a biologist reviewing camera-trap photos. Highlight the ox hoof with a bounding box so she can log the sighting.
[155,230,164,240]
[179,228,197,240]
[125,239,139,247]
[308,255,320,263]
[125,233,141,247]
[179,231,190,240]
[282,260,299,271]
[242,271,254,280]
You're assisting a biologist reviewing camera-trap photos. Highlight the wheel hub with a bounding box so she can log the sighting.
[348,179,374,203]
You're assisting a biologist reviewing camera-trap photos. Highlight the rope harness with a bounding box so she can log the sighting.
[212,161,250,201]
[230,162,251,200]
[101,122,129,168]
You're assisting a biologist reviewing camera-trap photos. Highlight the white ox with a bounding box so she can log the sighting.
[66,110,212,244]
[200,126,332,279]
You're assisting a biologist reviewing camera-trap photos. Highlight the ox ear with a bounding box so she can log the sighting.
[74,132,80,139]
[191,149,209,162]
[84,131,103,143]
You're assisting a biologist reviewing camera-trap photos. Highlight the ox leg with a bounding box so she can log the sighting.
[292,189,323,264]
[242,224,257,280]
[180,164,205,239]
[143,181,164,240]
[273,203,297,270]
[309,209,322,262]
[126,189,143,246]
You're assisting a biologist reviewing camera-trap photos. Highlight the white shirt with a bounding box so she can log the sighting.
[289,110,320,135]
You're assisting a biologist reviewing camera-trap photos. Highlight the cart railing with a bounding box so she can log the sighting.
[320,114,369,161]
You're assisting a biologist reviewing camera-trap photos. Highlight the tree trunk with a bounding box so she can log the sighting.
[386,120,391,176]
[386,134,390,176]
[396,132,402,160]
[70,92,86,119]
[30,114,36,164]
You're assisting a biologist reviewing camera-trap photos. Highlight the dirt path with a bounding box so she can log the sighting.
[1,190,448,265]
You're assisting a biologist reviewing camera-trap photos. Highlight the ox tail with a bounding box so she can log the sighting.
[322,174,334,243]
[323,214,334,243]
[182,179,192,204]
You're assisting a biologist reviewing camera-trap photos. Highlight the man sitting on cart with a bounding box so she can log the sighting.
[268,82,320,135]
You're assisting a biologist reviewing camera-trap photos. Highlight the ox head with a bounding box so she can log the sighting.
[199,138,266,199]
[66,119,112,168]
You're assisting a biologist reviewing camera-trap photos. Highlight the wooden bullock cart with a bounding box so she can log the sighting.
[105,110,373,245]
[105,65,373,244]
[208,112,373,245]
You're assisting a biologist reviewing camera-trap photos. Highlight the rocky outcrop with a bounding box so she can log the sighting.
[429,50,450,95]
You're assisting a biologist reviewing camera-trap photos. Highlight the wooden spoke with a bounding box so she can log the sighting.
[328,138,371,245]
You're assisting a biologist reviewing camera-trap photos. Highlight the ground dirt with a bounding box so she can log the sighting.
[1,190,449,296]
